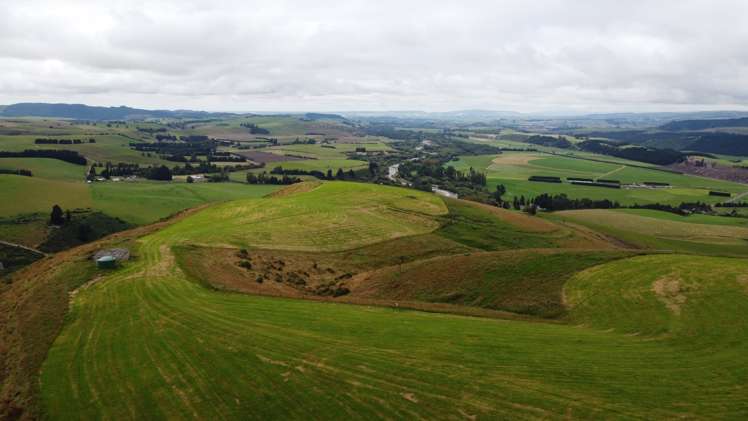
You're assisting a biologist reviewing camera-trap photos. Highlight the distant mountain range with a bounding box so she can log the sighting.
[0,103,237,121]
[659,117,748,131]
[342,109,523,122]
[3,102,748,127]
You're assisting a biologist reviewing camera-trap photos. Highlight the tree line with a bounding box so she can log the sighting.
[246,172,301,185]
[579,140,684,165]
[0,168,32,177]
[240,123,270,134]
[35,138,95,144]
[269,165,359,181]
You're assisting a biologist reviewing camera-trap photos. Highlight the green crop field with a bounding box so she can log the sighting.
[35,182,748,418]
[452,152,748,205]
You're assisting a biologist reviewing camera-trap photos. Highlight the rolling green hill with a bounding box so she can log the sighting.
[157,181,446,251]
[0,182,734,419]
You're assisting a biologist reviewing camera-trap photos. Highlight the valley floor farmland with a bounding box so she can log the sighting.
[32,182,748,419]
[453,152,748,205]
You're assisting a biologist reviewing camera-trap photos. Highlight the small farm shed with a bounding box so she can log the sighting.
[93,248,130,268]
[96,255,117,269]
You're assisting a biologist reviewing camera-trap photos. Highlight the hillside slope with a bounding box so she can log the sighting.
[4,181,748,419]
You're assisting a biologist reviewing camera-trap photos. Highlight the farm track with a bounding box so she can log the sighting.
[726,190,748,203]
[0,239,46,256]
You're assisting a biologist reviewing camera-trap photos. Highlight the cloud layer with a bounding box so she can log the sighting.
[2,0,747,112]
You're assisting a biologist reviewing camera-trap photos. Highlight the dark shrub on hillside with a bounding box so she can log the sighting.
[528,176,562,183]
[709,191,731,197]
[526,135,573,149]
[579,140,684,165]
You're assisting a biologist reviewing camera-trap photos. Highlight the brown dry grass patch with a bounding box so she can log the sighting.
[457,199,559,233]
[491,153,538,166]
[653,275,688,316]
[267,181,322,198]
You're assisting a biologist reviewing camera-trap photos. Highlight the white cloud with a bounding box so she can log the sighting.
[1,0,747,112]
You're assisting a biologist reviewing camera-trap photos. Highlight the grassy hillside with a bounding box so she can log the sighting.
[566,254,748,340]
[0,181,741,418]
[159,181,446,251]
[550,209,748,256]
[38,237,748,419]
[352,249,630,318]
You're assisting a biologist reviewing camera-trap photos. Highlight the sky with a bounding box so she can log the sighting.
[2,0,748,113]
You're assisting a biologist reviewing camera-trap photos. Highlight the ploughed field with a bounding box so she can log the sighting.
[21,181,747,419]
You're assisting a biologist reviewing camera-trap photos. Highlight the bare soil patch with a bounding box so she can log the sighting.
[670,158,748,184]
[652,275,688,316]
[491,153,537,166]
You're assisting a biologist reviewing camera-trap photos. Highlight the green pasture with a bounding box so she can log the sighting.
[0,157,85,181]
[90,182,281,225]
[550,208,748,256]
[615,208,748,227]
[157,181,446,251]
[0,175,92,217]
[453,152,748,205]
[0,133,167,165]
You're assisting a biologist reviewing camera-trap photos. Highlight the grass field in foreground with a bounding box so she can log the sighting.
[453,152,748,205]
[39,228,748,419]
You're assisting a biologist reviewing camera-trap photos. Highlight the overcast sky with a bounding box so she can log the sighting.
[2,0,747,113]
